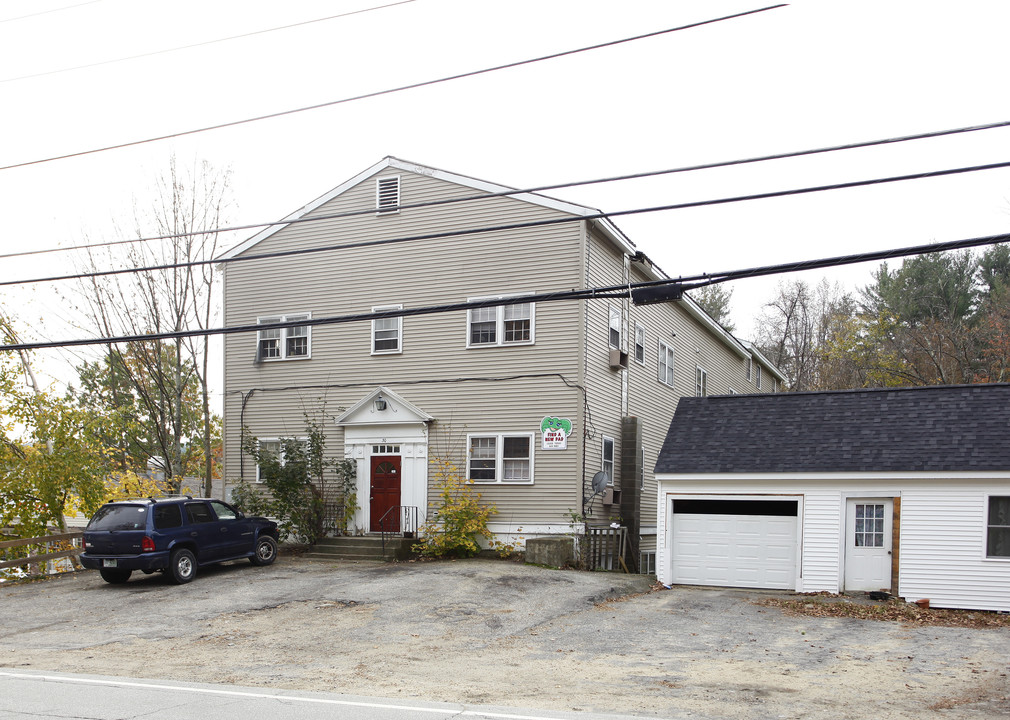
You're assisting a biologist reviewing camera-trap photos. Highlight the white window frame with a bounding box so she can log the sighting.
[756,364,763,390]
[608,306,622,349]
[371,304,403,355]
[255,437,307,483]
[376,175,400,214]
[747,356,753,381]
[695,366,708,397]
[602,436,615,486]
[658,341,675,387]
[986,495,1010,559]
[634,323,646,365]
[466,433,534,484]
[466,297,535,348]
[256,313,311,361]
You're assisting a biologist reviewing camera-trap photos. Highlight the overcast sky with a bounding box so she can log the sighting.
[3,0,1010,397]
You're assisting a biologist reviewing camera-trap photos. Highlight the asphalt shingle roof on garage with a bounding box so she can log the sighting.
[655,383,1010,474]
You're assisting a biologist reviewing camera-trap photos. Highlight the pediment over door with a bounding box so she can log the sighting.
[334,386,434,427]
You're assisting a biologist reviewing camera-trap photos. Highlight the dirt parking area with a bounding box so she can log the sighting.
[1,556,1008,719]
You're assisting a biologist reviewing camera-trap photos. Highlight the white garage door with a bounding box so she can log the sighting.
[671,499,798,590]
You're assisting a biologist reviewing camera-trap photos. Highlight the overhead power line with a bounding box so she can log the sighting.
[0,4,786,172]
[0,0,100,24]
[6,116,1010,263]
[0,0,416,84]
[4,230,1009,353]
[5,156,1010,289]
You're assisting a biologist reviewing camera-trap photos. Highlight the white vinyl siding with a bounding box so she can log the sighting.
[376,175,400,214]
[371,305,402,354]
[466,299,534,348]
[257,314,310,361]
[467,433,534,484]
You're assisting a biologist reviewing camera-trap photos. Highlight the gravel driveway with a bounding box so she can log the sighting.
[1,556,1007,718]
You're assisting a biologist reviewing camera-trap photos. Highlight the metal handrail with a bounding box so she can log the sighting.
[377,505,418,557]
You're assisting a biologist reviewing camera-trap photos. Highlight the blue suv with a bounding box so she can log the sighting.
[80,497,279,584]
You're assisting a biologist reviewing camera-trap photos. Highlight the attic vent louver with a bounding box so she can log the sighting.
[376,175,400,214]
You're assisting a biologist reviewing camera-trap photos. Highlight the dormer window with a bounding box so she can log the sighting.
[376,175,400,214]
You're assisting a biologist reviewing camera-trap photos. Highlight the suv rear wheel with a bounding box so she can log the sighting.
[250,536,278,566]
[99,568,132,584]
[169,548,196,584]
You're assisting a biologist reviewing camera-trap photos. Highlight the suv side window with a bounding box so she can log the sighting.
[185,502,215,524]
[210,500,237,521]
[154,504,183,529]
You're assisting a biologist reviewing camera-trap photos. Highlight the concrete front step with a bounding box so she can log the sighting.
[308,535,413,561]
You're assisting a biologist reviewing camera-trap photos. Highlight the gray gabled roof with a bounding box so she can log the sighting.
[656,384,1010,475]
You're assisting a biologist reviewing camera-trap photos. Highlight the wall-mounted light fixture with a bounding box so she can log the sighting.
[374,394,387,412]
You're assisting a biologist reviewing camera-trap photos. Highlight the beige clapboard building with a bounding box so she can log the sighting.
[219,157,782,571]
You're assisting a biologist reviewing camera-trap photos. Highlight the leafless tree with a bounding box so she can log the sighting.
[70,157,232,494]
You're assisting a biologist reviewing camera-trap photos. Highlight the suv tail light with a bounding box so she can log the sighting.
[141,536,156,553]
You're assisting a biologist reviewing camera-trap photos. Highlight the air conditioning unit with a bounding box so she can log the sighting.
[608,348,628,370]
[601,487,622,505]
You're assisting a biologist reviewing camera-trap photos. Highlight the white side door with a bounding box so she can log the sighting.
[844,498,893,591]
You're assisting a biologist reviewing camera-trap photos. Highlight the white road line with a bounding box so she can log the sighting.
[0,671,563,720]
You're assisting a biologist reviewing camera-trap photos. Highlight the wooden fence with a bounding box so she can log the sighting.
[585,525,628,572]
[0,532,83,573]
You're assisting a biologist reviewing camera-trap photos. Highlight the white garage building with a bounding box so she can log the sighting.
[655,384,1010,612]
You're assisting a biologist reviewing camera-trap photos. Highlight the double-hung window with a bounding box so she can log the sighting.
[987,496,1010,558]
[602,436,615,485]
[467,298,534,347]
[658,341,675,387]
[257,314,310,361]
[695,366,708,397]
[609,306,622,348]
[634,324,646,365]
[756,364,762,390]
[255,437,307,482]
[371,305,402,354]
[467,433,534,483]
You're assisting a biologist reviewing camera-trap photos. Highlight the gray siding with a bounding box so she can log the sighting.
[223,170,586,527]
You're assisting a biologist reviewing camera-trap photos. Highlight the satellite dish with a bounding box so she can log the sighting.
[591,471,610,493]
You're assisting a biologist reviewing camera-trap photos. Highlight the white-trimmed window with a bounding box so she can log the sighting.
[467,433,534,483]
[756,364,762,390]
[255,437,306,482]
[602,436,615,485]
[371,305,402,354]
[634,324,646,365]
[987,496,1010,558]
[467,298,534,347]
[609,306,622,349]
[257,314,310,361]
[695,366,708,397]
[639,445,646,490]
[747,357,753,381]
[376,175,400,214]
[658,341,675,387]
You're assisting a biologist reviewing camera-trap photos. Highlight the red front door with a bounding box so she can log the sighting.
[369,455,401,532]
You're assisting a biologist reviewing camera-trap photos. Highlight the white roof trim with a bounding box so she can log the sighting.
[217,156,636,262]
[679,295,750,359]
[740,340,788,383]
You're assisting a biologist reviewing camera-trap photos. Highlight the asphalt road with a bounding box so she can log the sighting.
[0,670,648,720]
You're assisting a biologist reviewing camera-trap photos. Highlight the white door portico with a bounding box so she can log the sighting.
[335,387,433,533]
